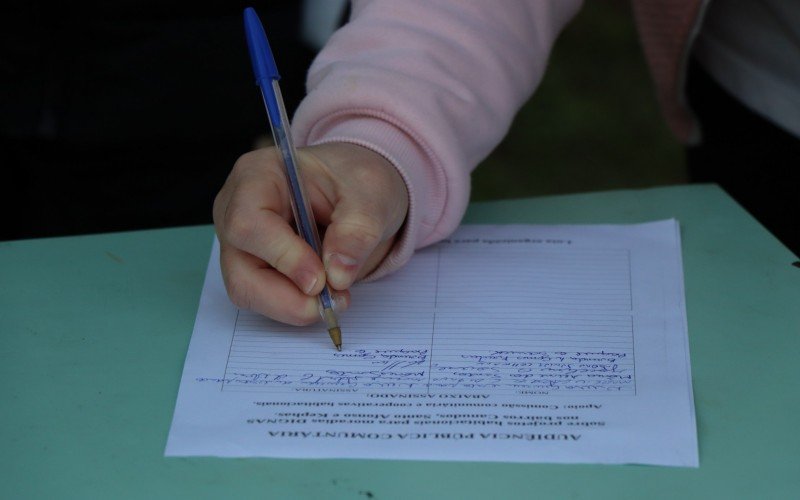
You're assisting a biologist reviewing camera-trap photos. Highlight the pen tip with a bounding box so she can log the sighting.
[327,326,342,351]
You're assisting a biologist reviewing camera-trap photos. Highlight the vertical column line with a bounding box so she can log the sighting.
[221,309,241,392]
[625,250,637,396]
[425,247,442,395]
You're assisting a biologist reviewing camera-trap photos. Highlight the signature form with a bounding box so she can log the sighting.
[166,221,697,466]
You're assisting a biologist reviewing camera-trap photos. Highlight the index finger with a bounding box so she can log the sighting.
[214,153,326,296]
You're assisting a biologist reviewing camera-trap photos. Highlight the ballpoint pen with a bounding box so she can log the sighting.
[243,7,342,350]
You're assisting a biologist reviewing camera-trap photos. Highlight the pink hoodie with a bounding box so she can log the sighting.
[291,0,703,279]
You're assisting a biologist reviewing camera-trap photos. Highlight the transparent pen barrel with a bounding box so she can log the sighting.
[261,80,336,313]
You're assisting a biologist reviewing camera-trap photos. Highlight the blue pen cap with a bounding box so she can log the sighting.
[244,7,280,83]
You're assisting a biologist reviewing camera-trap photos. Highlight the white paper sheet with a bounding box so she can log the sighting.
[166,221,698,466]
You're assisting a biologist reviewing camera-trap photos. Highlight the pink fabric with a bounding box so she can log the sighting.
[292,0,581,279]
[291,0,702,279]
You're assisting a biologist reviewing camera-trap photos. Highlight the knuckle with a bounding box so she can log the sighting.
[212,191,227,226]
[338,213,383,250]
[232,150,260,174]
[223,206,255,247]
[269,238,300,273]
[226,278,253,311]
[232,148,283,179]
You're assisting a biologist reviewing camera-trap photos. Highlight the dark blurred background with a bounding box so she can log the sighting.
[1,2,682,242]
[1,1,319,240]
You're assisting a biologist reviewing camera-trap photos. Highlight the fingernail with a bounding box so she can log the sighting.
[298,270,319,295]
[328,252,358,267]
[325,252,358,288]
[333,294,349,312]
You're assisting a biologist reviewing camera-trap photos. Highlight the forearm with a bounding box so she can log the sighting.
[293,0,582,277]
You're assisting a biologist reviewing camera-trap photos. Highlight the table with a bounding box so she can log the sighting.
[2,185,798,499]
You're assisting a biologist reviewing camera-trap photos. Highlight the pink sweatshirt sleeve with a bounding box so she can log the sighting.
[292,0,582,279]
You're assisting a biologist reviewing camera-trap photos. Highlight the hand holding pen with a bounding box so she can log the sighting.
[212,9,408,346]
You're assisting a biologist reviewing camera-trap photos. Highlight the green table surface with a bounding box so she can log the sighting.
[1,184,798,499]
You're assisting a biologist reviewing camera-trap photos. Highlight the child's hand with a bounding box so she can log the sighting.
[213,142,409,325]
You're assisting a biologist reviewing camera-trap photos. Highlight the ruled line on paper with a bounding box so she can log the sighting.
[215,242,635,396]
